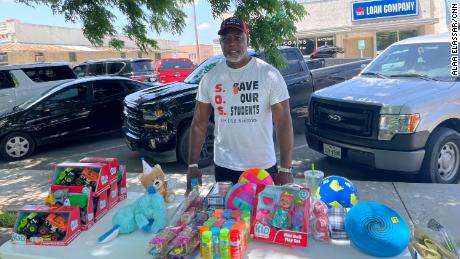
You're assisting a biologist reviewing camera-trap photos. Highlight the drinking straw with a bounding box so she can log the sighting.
[311,163,316,196]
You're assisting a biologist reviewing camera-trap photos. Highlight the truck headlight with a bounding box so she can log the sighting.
[0,119,7,128]
[142,109,165,120]
[378,114,420,140]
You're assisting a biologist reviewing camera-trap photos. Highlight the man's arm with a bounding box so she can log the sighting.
[271,99,294,185]
[186,101,212,192]
[188,101,212,164]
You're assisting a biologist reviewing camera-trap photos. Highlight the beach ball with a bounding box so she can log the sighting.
[316,175,359,208]
[225,182,256,212]
[238,168,274,185]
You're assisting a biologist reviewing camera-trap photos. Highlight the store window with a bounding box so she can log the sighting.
[35,52,45,63]
[0,52,8,65]
[399,30,418,41]
[298,38,315,56]
[317,36,334,48]
[377,30,418,51]
[155,53,161,60]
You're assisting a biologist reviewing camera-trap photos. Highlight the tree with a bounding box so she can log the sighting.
[17,0,307,67]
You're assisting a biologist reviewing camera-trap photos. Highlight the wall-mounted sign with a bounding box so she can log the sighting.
[358,40,366,50]
[352,0,418,21]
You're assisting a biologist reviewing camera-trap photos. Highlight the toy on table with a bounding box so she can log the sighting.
[139,159,176,203]
[38,213,68,241]
[251,185,310,247]
[310,200,330,241]
[16,213,46,239]
[238,168,274,185]
[97,186,167,243]
[316,175,359,208]
[270,191,294,229]
[45,189,70,206]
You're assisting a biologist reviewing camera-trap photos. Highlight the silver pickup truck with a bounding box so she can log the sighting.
[305,33,459,183]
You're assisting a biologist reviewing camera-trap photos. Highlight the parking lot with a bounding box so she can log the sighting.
[0,125,419,183]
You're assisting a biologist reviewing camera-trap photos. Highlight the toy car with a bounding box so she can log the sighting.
[17,213,44,238]
[38,213,67,241]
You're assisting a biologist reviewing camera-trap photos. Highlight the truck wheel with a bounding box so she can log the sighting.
[0,132,35,161]
[420,127,460,183]
[177,122,214,167]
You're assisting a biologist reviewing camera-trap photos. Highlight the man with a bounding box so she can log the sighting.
[186,17,294,191]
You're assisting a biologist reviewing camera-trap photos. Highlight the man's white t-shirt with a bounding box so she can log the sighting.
[196,57,289,171]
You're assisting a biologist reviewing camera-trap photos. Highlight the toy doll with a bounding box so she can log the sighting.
[270,191,294,229]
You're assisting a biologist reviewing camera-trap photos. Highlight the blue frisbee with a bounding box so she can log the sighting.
[345,202,410,258]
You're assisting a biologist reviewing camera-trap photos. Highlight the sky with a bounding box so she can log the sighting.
[0,0,222,46]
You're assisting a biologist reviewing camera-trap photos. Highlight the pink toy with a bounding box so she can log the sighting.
[255,209,272,225]
[311,200,330,241]
[225,182,256,212]
[238,168,274,185]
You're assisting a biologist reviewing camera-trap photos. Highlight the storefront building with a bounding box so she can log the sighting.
[286,0,450,58]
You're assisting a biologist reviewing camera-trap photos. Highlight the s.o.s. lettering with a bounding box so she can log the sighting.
[214,84,226,116]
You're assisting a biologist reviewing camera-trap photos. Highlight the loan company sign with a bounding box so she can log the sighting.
[352,0,418,21]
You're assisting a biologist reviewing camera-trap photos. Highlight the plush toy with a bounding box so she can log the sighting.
[98,186,167,243]
[311,200,330,241]
[139,159,175,203]
[270,191,294,229]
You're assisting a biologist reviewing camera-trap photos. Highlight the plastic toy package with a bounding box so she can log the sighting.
[250,185,310,247]
[11,205,81,246]
[409,219,459,259]
[205,181,233,208]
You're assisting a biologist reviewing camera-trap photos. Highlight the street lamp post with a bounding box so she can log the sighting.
[192,1,201,63]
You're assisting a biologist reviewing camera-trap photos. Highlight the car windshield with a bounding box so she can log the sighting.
[363,42,454,82]
[132,61,154,72]
[160,60,194,70]
[183,56,225,84]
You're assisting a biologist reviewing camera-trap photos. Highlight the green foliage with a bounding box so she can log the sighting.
[17,0,306,68]
[209,0,307,68]
[0,210,17,228]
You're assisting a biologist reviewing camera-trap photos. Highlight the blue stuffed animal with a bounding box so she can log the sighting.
[98,186,167,243]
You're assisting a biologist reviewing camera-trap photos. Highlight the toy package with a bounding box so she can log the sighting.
[205,181,233,208]
[250,185,310,247]
[11,205,81,246]
[52,162,111,196]
[118,165,128,201]
[48,185,94,230]
[79,157,119,185]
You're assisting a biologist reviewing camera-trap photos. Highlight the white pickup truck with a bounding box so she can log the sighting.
[305,33,460,183]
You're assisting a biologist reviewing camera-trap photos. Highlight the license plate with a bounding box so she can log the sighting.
[323,143,341,159]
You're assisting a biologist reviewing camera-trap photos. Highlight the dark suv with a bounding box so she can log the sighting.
[73,58,157,83]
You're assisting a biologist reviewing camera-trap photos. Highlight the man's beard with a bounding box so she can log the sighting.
[226,52,247,64]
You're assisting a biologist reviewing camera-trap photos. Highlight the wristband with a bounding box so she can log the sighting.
[278,166,292,174]
[188,164,199,168]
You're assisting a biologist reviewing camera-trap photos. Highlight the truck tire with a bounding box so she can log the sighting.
[420,127,460,183]
[0,132,35,161]
[177,122,214,167]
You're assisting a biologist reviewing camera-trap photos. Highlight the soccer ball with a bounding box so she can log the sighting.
[238,168,274,185]
[315,175,359,208]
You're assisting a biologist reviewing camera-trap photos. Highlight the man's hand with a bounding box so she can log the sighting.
[274,172,294,186]
[186,167,202,194]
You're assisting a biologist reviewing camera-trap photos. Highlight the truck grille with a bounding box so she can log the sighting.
[125,105,143,136]
[310,98,380,138]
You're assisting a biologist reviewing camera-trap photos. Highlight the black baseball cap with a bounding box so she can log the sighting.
[218,17,248,35]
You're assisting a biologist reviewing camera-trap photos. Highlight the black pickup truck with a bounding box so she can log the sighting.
[123,47,370,166]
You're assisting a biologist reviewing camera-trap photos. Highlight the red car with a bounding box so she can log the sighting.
[155,58,195,84]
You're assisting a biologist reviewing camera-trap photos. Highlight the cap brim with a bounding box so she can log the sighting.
[218,25,246,35]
